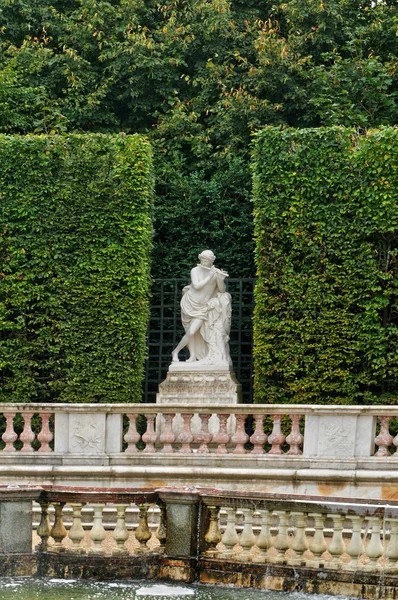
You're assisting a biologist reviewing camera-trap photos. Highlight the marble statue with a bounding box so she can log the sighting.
[171,250,232,368]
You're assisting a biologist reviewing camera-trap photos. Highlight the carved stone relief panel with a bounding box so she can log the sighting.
[69,414,106,455]
[317,416,356,457]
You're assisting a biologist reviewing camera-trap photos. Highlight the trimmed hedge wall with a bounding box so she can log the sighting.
[0,134,153,403]
[253,126,398,405]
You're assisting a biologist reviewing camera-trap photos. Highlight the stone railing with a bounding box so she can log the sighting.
[34,487,165,556]
[1,404,398,498]
[0,402,397,457]
[1,485,398,598]
[200,491,398,573]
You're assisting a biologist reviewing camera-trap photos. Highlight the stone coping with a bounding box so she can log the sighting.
[0,454,398,469]
[1,482,397,508]
[0,402,398,416]
[1,463,398,483]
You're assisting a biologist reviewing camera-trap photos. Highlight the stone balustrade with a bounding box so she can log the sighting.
[1,485,398,598]
[0,402,397,457]
[201,492,398,573]
[35,488,164,556]
[1,404,398,499]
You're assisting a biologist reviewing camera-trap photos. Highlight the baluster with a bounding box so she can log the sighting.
[375,416,393,456]
[160,413,176,453]
[326,514,346,569]
[37,412,53,452]
[308,513,327,568]
[221,507,239,559]
[365,517,384,571]
[2,412,17,452]
[250,415,267,455]
[124,414,141,453]
[142,414,157,453]
[253,510,272,563]
[113,504,130,555]
[273,511,290,563]
[156,502,167,553]
[212,414,230,454]
[204,506,222,557]
[135,503,151,553]
[50,502,67,552]
[89,504,106,554]
[386,518,398,572]
[239,508,256,561]
[345,515,364,571]
[268,415,286,455]
[289,512,308,566]
[20,411,35,452]
[178,413,194,453]
[195,414,212,454]
[68,503,86,554]
[393,431,398,456]
[36,501,51,552]
[231,414,249,454]
[286,415,303,455]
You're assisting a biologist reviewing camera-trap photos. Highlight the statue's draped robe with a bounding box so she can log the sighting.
[181,286,232,365]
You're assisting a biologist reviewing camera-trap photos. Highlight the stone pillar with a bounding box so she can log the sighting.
[157,489,200,582]
[0,500,33,553]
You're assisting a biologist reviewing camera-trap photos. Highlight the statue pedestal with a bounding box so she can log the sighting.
[155,364,241,442]
[156,363,241,405]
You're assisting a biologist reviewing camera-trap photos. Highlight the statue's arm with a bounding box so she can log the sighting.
[216,276,226,293]
[191,267,214,290]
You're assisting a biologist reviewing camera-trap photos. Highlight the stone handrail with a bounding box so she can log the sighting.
[1,402,398,415]
[0,403,397,458]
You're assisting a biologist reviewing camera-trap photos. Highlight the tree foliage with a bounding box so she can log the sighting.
[253,126,398,405]
[0,134,153,403]
[1,0,397,276]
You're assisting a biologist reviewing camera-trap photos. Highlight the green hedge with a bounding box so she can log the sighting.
[253,126,398,405]
[0,134,153,403]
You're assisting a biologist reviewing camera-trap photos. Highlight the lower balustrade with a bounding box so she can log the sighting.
[35,490,166,556]
[201,495,398,573]
[33,489,398,574]
[1,485,398,597]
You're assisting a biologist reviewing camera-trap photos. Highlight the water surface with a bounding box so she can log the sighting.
[0,578,349,600]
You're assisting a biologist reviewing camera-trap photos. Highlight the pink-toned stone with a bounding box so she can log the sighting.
[250,414,267,455]
[20,412,35,452]
[178,413,194,453]
[393,431,398,456]
[375,416,393,456]
[160,413,176,453]
[286,414,303,455]
[195,414,212,454]
[2,412,17,452]
[37,412,54,452]
[231,414,248,454]
[268,414,285,455]
[212,414,230,454]
[142,414,157,453]
[124,414,141,453]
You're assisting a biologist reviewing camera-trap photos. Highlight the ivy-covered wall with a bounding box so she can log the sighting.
[0,134,153,403]
[253,126,398,405]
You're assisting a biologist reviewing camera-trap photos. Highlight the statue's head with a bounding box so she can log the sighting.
[198,250,215,265]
